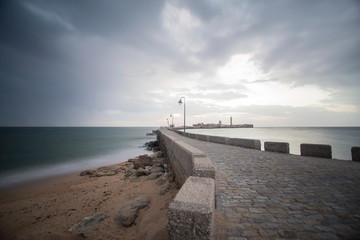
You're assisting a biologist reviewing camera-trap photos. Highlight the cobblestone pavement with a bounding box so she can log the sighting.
[164,130,360,240]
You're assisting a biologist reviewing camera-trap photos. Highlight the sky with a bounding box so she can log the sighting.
[0,0,359,127]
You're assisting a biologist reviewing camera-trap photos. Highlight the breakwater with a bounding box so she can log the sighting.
[161,128,360,239]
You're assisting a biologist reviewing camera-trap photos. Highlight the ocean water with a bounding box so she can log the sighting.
[187,127,360,160]
[0,127,157,188]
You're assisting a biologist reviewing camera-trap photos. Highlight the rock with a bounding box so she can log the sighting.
[151,166,165,174]
[116,195,151,227]
[80,166,120,177]
[147,172,163,180]
[159,182,170,195]
[165,171,175,182]
[133,155,154,169]
[80,170,95,176]
[156,176,167,185]
[136,167,151,176]
[144,141,159,151]
[125,169,137,177]
[69,212,108,237]
[127,175,139,182]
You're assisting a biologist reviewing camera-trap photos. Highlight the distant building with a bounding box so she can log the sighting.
[192,121,253,129]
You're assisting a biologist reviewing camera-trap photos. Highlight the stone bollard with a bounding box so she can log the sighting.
[300,143,332,159]
[351,147,360,162]
[264,141,290,153]
[168,176,215,240]
[229,138,261,150]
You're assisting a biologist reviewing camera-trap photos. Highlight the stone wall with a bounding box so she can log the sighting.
[158,129,215,240]
[178,130,261,150]
[170,129,359,161]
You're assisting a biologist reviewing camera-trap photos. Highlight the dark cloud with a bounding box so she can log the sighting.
[0,0,359,126]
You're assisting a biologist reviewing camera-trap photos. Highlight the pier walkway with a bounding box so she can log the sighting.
[164,130,360,240]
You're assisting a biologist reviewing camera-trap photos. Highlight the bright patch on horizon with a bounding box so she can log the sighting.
[214,54,351,111]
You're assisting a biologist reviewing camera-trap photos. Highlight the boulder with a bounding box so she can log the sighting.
[151,166,165,174]
[69,212,108,237]
[80,166,120,177]
[156,176,167,185]
[159,182,171,195]
[133,155,154,169]
[147,172,163,180]
[144,140,159,151]
[125,169,137,177]
[136,167,151,176]
[116,195,151,227]
[80,170,95,176]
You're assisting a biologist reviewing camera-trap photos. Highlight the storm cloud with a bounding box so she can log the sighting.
[0,0,359,126]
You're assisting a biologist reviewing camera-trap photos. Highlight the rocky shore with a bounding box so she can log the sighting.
[0,149,178,240]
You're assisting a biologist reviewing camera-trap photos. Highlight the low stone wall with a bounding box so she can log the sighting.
[301,143,332,159]
[196,134,210,142]
[158,129,215,240]
[175,130,261,150]
[265,141,290,153]
[172,130,358,161]
[158,130,215,185]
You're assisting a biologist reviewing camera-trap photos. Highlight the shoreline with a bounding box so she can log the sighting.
[0,152,178,240]
[0,146,152,190]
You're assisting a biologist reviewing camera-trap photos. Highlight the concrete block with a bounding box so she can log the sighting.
[209,135,230,145]
[168,176,215,240]
[197,134,210,142]
[264,141,290,153]
[229,138,261,150]
[351,147,360,161]
[300,143,332,159]
[193,157,215,179]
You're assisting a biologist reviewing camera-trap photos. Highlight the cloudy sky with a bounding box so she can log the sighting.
[1,0,359,127]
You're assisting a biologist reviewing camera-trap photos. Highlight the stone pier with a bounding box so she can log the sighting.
[161,129,360,240]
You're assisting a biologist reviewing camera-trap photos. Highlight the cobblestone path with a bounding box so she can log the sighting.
[164,130,360,240]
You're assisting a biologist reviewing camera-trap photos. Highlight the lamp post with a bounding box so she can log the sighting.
[178,97,186,132]
[166,118,169,128]
[170,114,174,128]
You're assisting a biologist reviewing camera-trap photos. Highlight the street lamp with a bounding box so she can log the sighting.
[178,97,186,132]
[170,114,174,128]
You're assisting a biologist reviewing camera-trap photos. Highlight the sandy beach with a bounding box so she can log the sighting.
[0,153,178,240]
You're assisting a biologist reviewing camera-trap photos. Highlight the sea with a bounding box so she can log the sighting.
[1,126,359,189]
[187,127,360,161]
[0,127,157,188]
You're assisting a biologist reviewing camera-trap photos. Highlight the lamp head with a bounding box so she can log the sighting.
[178,99,183,105]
